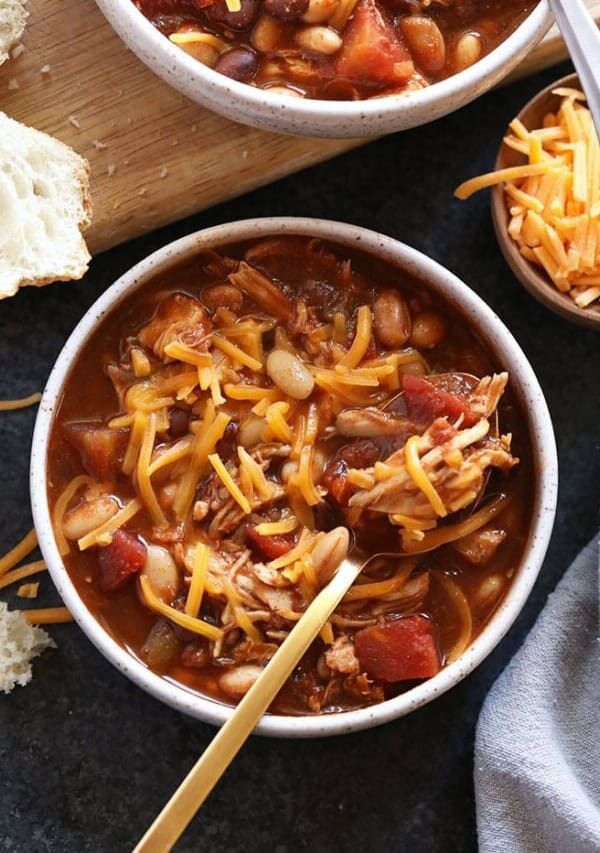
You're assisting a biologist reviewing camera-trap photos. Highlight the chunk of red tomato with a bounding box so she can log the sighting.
[322,439,380,506]
[336,0,414,85]
[246,526,296,561]
[355,615,441,682]
[402,374,479,427]
[64,422,129,481]
[97,530,147,592]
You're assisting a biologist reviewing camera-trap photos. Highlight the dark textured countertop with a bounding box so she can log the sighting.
[1,60,599,853]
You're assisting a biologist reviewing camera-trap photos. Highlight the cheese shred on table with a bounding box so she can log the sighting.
[455,88,600,309]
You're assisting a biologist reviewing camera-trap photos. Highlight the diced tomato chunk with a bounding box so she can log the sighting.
[322,439,380,506]
[64,422,128,481]
[246,526,296,560]
[97,530,147,592]
[402,374,479,427]
[355,615,441,682]
[336,0,414,85]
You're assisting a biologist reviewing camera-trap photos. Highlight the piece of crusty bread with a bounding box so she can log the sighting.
[0,0,28,65]
[0,602,54,693]
[0,111,92,299]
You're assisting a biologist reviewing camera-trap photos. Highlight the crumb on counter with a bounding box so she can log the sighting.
[107,164,116,177]
[68,115,81,129]
[40,64,51,74]
[8,78,18,91]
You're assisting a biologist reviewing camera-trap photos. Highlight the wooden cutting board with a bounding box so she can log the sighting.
[1,0,599,255]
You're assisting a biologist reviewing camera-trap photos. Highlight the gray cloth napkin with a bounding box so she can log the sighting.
[475,537,600,853]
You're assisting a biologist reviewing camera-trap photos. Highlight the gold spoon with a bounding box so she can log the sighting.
[134,526,365,853]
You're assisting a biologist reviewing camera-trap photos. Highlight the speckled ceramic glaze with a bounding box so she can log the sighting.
[95,0,552,138]
[30,218,558,738]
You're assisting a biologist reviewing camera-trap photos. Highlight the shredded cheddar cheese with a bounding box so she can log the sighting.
[0,392,41,411]
[185,544,209,617]
[23,607,73,625]
[265,401,293,442]
[78,498,143,551]
[255,517,298,536]
[340,305,372,368]
[0,560,46,591]
[17,583,40,599]
[221,576,261,641]
[456,89,600,309]
[212,335,263,372]
[404,435,447,518]
[0,528,38,577]
[139,575,223,640]
[208,453,251,515]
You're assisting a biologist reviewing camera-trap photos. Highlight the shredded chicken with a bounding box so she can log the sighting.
[324,636,360,676]
[335,407,416,438]
[468,372,508,420]
[350,417,517,519]
[452,529,507,564]
[138,294,212,360]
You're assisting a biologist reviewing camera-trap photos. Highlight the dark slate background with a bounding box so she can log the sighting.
[1,61,599,853]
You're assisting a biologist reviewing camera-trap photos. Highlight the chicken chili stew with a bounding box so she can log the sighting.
[48,236,533,715]
[133,0,538,101]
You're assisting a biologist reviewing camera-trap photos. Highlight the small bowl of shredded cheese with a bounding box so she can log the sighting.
[455,73,600,329]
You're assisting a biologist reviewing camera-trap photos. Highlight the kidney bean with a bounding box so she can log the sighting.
[214,47,259,81]
[265,0,309,21]
[204,0,259,31]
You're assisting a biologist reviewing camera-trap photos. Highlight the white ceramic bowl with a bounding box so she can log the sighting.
[95,0,552,138]
[31,218,558,737]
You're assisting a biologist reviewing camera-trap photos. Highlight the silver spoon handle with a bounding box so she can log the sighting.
[549,0,600,136]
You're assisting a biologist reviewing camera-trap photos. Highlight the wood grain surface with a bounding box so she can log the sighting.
[1,0,598,255]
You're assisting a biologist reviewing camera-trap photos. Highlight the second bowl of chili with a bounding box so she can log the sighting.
[95,0,552,137]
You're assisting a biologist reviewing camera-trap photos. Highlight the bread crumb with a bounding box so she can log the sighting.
[123,159,130,166]
[107,164,116,177]
[68,115,81,129]
[40,64,51,74]
[0,602,54,693]
[92,139,108,151]
[18,583,39,599]
[138,187,147,196]
[159,166,168,179]
[8,78,19,91]
[11,44,25,60]
[241,149,249,160]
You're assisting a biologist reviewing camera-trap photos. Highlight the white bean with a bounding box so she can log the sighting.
[311,527,349,585]
[302,0,338,24]
[373,289,411,349]
[265,85,305,98]
[219,664,263,697]
[454,32,481,71]
[142,545,180,602]
[266,349,315,399]
[251,15,285,52]
[295,25,342,55]
[239,415,266,448]
[62,496,118,541]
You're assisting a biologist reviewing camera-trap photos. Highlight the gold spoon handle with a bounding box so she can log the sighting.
[134,536,359,853]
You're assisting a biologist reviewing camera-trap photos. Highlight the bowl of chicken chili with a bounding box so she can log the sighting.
[95,0,551,136]
[31,218,557,736]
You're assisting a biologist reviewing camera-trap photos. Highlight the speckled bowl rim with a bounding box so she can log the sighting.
[94,0,553,137]
[31,218,558,738]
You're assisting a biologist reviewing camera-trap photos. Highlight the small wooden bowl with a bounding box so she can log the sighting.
[491,72,600,330]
